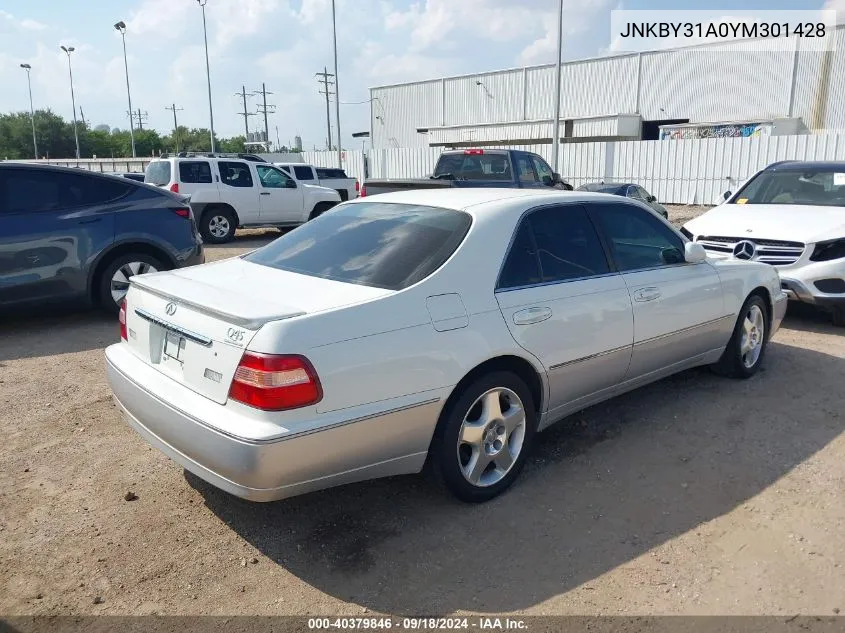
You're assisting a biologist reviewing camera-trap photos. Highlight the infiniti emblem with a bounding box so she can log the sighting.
[165,302,177,316]
[733,240,756,261]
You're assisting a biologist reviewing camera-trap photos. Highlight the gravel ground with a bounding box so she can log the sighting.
[2,208,845,617]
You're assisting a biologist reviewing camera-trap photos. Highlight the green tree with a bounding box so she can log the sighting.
[0,109,76,159]
[217,135,246,153]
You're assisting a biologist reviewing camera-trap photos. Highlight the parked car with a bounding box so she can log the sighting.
[683,160,845,326]
[105,172,146,183]
[275,163,359,201]
[0,164,204,314]
[106,188,785,504]
[577,182,668,218]
[361,149,573,197]
[144,156,340,244]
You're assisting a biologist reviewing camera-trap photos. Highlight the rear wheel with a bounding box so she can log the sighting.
[98,253,164,314]
[711,294,769,379]
[430,371,536,502]
[200,207,236,244]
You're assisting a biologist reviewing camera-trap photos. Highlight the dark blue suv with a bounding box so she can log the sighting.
[0,163,204,313]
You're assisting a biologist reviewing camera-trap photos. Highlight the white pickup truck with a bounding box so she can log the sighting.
[275,163,359,201]
[145,156,340,244]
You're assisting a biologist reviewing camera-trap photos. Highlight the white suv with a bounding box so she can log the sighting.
[144,156,341,243]
[683,160,845,326]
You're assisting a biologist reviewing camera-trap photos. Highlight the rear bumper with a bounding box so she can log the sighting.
[105,344,437,502]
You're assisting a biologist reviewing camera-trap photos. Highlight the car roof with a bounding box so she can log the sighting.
[351,188,629,213]
[0,162,135,179]
[767,160,845,172]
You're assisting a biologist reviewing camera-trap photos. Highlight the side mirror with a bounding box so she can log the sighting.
[723,190,732,201]
[684,242,707,264]
[286,180,297,189]
[647,195,657,202]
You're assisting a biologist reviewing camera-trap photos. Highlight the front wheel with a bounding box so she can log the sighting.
[711,294,769,378]
[430,371,537,502]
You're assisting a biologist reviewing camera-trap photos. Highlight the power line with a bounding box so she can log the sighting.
[315,67,335,151]
[251,83,276,151]
[131,109,148,131]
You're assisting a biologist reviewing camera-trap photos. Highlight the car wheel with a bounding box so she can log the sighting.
[200,208,236,244]
[431,371,537,502]
[98,253,164,314]
[711,294,769,379]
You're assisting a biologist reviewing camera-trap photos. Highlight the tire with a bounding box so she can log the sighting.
[711,294,769,379]
[831,306,845,328]
[309,201,336,221]
[199,207,236,244]
[430,371,537,502]
[98,253,165,314]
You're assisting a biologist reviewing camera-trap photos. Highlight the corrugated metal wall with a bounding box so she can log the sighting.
[302,150,366,184]
[369,26,845,149]
[363,133,845,205]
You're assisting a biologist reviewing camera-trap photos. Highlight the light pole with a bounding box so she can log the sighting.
[551,0,563,173]
[20,64,38,159]
[331,0,342,168]
[60,45,81,159]
[197,0,216,153]
[114,21,136,158]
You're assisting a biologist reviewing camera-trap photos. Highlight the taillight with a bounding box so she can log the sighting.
[360,185,367,197]
[119,299,127,341]
[355,180,360,192]
[169,183,180,193]
[172,207,191,218]
[464,149,484,155]
[229,353,322,411]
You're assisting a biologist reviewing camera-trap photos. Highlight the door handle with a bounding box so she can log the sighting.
[513,306,552,325]
[260,192,271,196]
[633,287,661,302]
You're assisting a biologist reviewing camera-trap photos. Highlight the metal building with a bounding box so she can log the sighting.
[369,26,844,149]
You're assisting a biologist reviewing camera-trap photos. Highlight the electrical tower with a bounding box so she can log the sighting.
[165,103,184,152]
[316,67,335,151]
[131,109,149,131]
[234,85,256,138]
[252,83,276,152]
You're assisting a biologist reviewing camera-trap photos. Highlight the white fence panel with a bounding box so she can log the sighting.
[302,150,366,184]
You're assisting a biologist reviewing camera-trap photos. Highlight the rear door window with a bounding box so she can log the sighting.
[0,168,132,214]
[245,202,472,290]
[218,161,254,188]
[145,161,171,186]
[179,161,213,184]
[433,153,512,182]
[293,166,314,180]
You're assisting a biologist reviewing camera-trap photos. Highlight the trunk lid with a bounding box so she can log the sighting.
[123,257,392,404]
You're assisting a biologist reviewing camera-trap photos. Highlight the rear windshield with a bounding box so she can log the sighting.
[244,202,472,290]
[433,153,512,181]
[732,168,845,206]
[578,183,622,194]
[145,161,171,186]
[316,168,347,179]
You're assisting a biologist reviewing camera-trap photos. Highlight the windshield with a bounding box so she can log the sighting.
[145,161,171,186]
[433,153,512,181]
[732,169,845,206]
[244,202,472,290]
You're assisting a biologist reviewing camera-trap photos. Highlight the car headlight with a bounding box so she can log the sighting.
[679,226,694,240]
[809,238,845,262]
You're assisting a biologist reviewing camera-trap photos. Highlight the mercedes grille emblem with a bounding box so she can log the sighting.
[165,302,177,316]
[733,240,756,261]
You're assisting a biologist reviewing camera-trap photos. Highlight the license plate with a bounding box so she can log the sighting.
[164,331,186,362]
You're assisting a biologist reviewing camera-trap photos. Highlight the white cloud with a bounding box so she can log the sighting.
[823,0,845,22]
[1,9,48,32]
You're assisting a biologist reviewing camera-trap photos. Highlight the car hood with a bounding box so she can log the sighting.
[685,203,845,244]
[303,183,341,197]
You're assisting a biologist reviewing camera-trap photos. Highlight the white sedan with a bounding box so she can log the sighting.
[105,189,787,503]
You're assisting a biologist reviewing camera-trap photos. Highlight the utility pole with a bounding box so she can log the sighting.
[132,109,148,131]
[80,107,86,128]
[235,85,256,138]
[316,67,335,151]
[252,83,275,152]
[165,103,184,152]
[551,0,563,173]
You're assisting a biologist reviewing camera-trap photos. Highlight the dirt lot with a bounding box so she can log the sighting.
[2,206,845,616]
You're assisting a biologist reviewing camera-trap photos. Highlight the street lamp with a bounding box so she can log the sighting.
[551,0,563,173]
[60,45,81,159]
[331,0,342,168]
[20,64,38,159]
[197,0,216,153]
[114,21,136,158]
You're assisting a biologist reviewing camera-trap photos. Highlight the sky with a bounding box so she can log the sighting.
[0,0,840,152]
